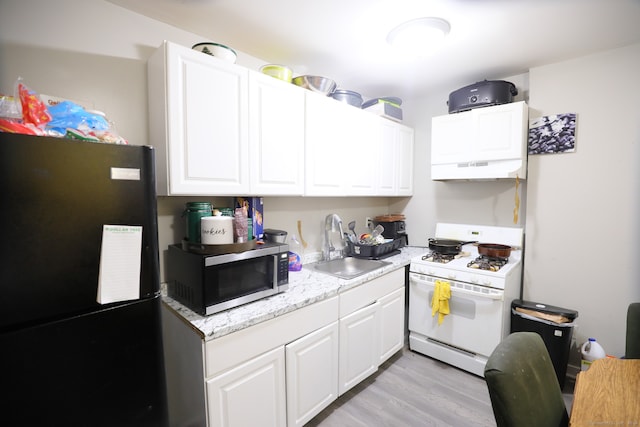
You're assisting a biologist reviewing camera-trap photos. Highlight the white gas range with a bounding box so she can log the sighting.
[408,223,523,377]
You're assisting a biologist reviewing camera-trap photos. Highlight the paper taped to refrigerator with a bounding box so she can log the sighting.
[97,225,142,304]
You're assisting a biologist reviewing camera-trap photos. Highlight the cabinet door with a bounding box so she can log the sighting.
[474,101,528,161]
[375,121,414,196]
[249,72,305,195]
[305,94,378,196]
[304,93,346,195]
[431,111,474,165]
[338,302,380,395]
[206,347,286,427]
[378,287,405,364]
[376,120,398,196]
[396,125,414,196]
[345,108,378,196]
[285,322,339,427]
[164,42,250,195]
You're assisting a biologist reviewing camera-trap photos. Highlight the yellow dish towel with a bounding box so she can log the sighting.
[431,280,451,325]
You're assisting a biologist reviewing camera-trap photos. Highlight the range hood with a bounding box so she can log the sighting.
[431,101,528,181]
[431,158,526,181]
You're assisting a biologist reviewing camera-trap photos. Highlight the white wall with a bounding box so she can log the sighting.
[524,43,640,358]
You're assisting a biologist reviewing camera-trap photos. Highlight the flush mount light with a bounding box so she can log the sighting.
[387,17,451,54]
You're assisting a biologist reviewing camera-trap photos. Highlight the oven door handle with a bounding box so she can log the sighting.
[410,273,504,301]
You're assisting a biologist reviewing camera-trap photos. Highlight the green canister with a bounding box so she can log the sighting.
[183,202,212,243]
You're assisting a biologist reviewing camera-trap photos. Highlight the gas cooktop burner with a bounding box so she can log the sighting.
[422,252,457,264]
[467,255,508,272]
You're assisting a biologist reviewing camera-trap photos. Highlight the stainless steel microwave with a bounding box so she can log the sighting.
[167,242,289,315]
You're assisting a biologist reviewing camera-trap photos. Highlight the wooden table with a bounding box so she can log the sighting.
[570,358,640,427]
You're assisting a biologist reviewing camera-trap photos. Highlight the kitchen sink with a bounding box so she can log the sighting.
[309,257,391,280]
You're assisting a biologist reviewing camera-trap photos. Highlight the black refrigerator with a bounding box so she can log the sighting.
[0,133,169,426]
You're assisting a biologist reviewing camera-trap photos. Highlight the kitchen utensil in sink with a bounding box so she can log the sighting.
[359,224,384,245]
[348,220,357,239]
[371,224,384,239]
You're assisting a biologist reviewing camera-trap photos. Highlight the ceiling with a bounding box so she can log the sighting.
[109,0,640,102]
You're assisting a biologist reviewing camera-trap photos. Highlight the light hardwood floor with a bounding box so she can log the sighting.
[307,347,575,427]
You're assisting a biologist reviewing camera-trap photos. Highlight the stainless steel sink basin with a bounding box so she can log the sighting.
[309,257,391,280]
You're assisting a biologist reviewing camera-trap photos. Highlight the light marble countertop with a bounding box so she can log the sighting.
[162,246,428,341]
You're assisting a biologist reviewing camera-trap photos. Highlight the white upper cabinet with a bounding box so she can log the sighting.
[305,92,414,197]
[431,101,528,180]
[377,120,414,196]
[249,71,305,195]
[397,125,415,195]
[149,41,414,196]
[304,92,351,196]
[148,41,250,195]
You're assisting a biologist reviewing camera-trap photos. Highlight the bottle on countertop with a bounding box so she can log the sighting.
[580,338,606,371]
[288,235,303,272]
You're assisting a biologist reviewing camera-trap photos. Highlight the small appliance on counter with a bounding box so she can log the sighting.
[167,242,289,315]
[373,214,408,246]
[263,229,288,243]
[447,80,517,113]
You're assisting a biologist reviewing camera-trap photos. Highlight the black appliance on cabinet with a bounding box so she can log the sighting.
[447,80,518,113]
[0,133,168,426]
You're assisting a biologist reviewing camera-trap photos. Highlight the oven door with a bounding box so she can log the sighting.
[408,272,505,357]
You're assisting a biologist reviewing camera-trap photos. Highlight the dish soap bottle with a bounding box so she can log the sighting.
[288,235,303,272]
[580,338,606,371]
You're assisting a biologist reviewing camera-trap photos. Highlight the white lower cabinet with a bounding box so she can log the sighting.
[338,301,381,395]
[285,321,339,427]
[337,268,406,396]
[206,346,287,427]
[161,268,406,427]
[378,287,405,364]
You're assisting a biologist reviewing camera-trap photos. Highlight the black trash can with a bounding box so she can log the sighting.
[510,299,578,389]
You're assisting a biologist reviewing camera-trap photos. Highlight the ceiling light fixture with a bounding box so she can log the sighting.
[386,17,451,54]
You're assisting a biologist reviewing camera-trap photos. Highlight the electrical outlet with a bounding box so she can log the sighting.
[365,217,373,230]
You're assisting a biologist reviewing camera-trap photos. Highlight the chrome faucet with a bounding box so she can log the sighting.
[323,214,346,261]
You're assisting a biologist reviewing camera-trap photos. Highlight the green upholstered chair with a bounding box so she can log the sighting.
[484,332,569,427]
[626,303,640,359]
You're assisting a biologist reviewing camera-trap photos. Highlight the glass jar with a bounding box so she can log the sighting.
[183,202,212,243]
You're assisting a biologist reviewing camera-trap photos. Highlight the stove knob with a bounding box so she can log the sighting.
[469,95,478,103]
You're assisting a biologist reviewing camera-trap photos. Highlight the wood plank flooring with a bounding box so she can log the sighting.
[306,347,576,427]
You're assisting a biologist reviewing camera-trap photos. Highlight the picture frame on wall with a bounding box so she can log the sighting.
[528,113,577,155]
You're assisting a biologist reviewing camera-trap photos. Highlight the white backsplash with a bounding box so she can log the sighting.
[157,195,398,283]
